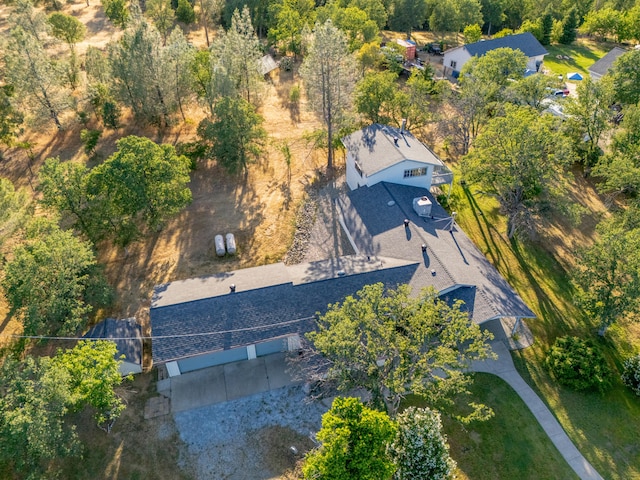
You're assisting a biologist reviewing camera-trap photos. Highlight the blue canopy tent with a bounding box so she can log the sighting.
[567,72,583,80]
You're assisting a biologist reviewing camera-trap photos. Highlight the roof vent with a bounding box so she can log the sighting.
[393,136,399,146]
[401,118,407,133]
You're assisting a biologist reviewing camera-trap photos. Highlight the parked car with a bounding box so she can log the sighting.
[547,87,570,98]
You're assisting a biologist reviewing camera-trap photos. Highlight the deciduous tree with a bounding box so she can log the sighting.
[462,104,572,238]
[301,283,494,418]
[145,0,175,44]
[0,86,24,148]
[573,210,640,335]
[302,397,397,480]
[460,47,527,86]
[2,218,111,336]
[87,135,192,245]
[0,177,31,246]
[610,49,640,106]
[197,96,266,174]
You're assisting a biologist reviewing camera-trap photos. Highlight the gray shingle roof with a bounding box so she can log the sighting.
[84,318,143,366]
[342,124,446,177]
[588,47,627,77]
[151,264,419,363]
[463,32,547,58]
[150,183,535,364]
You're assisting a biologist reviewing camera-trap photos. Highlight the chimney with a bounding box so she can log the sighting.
[401,118,407,133]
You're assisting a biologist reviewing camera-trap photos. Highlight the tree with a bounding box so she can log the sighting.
[518,19,543,42]
[572,211,640,335]
[209,7,265,104]
[268,0,316,56]
[108,18,179,126]
[190,49,215,115]
[388,0,428,38]
[302,283,494,418]
[479,0,505,36]
[87,135,192,245]
[196,0,223,47]
[164,27,195,121]
[441,76,495,156]
[316,3,379,52]
[197,96,266,174]
[453,0,483,41]
[461,47,528,86]
[462,104,571,238]
[563,77,614,170]
[176,0,196,24]
[504,73,555,109]
[2,218,111,336]
[4,26,71,130]
[0,86,24,148]
[102,0,129,28]
[0,177,31,246]
[354,70,400,125]
[388,407,456,480]
[0,356,79,479]
[53,340,127,432]
[610,49,640,106]
[300,20,355,171]
[541,11,553,45]
[463,23,482,43]
[580,7,624,42]
[593,105,640,197]
[145,0,175,44]
[559,8,577,44]
[47,12,86,51]
[302,397,397,480]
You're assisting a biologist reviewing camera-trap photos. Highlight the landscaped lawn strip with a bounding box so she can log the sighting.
[403,374,578,480]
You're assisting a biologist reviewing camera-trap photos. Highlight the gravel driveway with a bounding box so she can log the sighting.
[174,385,328,479]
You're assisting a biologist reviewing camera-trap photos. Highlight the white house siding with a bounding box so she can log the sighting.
[366,160,434,189]
[346,152,364,190]
[527,54,545,72]
[443,48,472,76]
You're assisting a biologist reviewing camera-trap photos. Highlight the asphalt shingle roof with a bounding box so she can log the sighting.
[151,264,419,363]
[341,124,446,177]
[151,181,535,364]
[463,32,547,58]
[84,318,143,366]
[588,47,627,77]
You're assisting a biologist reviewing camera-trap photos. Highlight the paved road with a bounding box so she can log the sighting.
[471,341,604,480]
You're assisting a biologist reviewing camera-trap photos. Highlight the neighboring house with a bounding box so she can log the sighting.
[84,318,143,375]
[443,32,548,77]
[588,47,627,81]
[259,54,279,76]
[342,123,453,192]
[150,182,535,376]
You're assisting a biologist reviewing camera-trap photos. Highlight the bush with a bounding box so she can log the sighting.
[176,0,195,24]
[101,101,121,129]
[621,354,640,396]
[279,56,293,72]
[80,129,102,155]
[545,336,613,393]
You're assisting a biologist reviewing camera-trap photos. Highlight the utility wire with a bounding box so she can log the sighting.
[0,316,315,341]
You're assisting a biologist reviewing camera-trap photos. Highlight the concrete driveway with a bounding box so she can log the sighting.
[158,353,299,413]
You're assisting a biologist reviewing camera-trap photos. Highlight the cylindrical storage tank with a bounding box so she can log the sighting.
[214,234,225,256]
[225,233,237,255]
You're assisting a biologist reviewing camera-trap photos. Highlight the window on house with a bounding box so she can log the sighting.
[403,167,427,178]
[450,60,457,69]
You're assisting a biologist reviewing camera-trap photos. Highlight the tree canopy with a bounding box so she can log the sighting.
[302,283,494,418]
[462,104,572,238]
[610,49,640,106]
[302,397,397,480]
[2,218,111,336]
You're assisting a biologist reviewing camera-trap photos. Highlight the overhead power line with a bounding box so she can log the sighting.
[0,316,315,341]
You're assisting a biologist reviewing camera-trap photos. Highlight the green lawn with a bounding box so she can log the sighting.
[403,374,579,480]
[444,175,640,480]
[543,40,610,77]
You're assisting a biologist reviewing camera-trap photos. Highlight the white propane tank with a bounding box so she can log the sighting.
[225,233,236,255]
[215,234,225,256]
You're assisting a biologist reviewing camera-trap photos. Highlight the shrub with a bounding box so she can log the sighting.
[101,101,121,129]
[80,129,102,155]
[176,0,195,24]
[545,336,613,393]
[280,56,294,72]
[621,354,640,396]
[389,407,456,480]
